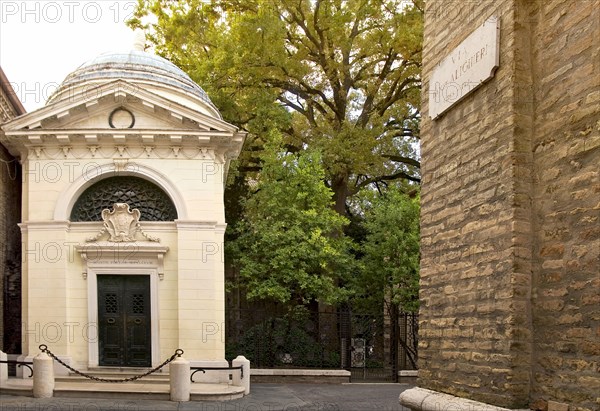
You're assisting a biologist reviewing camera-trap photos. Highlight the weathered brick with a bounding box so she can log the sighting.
[547,400,569,411]
[419,0,598,409]
[539,244,565,257]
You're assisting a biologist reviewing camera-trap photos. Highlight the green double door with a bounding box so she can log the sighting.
[98,275,151,367]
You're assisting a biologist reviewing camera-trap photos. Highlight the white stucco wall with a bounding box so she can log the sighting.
[20,154,230,367]
[4,78,244,371]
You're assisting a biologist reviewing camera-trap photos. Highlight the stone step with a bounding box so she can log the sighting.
[58,368,170,384]
[0,378,245,401]
[53,383,245,401]
[86,366,166,372]
[84,367,170,376]
[56,374,170,384]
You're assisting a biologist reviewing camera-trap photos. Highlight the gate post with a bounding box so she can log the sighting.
[170,356,190,401]
[0,351,7,386]
[232,355,250,395]
[33,351,54,398]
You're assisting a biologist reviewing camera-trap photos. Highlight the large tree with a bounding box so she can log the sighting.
[229,136,353,309]
[129,0,423,215]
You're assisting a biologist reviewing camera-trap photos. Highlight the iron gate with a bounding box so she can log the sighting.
[226,308,418,382]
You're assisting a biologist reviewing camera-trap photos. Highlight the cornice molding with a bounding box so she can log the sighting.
[2,128,245,164]
[19,220,71,232]
[175,220,223,231]
[24,145,225,162]
[76,241,169,280]
[19,221,178,233]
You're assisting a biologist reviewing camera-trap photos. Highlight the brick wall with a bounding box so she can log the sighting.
[0,83,23,353]
[419,0,599,409]
[529,1,600,408]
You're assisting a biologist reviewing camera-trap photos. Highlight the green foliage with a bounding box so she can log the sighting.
[229,136,354,307]
[352,187,420,314]
[129,0,423,314]
[129,0,424,214]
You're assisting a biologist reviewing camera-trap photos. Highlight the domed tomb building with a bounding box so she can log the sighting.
[0,44,245,375]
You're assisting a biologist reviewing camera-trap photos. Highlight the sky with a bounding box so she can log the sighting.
[0,0,141,112]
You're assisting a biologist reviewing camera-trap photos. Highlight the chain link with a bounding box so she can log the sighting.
[39,344,183,383]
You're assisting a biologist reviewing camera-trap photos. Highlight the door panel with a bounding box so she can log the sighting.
[98,275,151,367]
[125,278,151,367]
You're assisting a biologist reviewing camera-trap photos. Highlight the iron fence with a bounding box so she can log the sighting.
[226,308,418,382]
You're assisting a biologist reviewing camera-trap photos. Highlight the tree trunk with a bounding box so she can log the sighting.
[331,174,349,217]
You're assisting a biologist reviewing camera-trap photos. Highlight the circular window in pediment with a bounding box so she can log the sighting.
[70,176,177,222]
[108,107,135,128]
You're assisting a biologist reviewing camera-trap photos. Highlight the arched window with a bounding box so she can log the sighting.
[70,176,178,222]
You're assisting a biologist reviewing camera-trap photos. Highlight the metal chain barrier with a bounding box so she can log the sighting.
[39,344,183,383]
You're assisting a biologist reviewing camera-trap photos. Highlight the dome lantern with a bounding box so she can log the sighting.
[133,29,146,52]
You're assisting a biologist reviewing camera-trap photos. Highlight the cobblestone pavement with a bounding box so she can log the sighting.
[0,383,414,411]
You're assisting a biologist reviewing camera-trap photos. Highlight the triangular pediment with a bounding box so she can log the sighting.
[59,100,199,131]
[1,79,238,134]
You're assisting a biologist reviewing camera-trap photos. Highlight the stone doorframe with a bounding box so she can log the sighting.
[78,243,168,368]
[86,268,160,368]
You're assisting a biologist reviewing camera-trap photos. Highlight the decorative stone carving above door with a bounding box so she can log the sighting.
[86,203,160,243]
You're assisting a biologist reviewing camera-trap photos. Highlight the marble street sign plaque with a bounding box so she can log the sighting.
[429,16,500,119]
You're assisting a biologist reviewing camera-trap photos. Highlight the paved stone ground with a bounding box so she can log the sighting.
[0,383,414,410]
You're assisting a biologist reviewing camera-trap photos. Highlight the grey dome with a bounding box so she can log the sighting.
[49,50,215,108]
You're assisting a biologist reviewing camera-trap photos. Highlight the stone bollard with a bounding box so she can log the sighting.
[0,350,7,387]
[170,356,191,402]
[232,355,250,395]
[33,352,54,398]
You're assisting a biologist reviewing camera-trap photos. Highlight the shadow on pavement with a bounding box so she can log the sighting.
[0,383,416,411]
